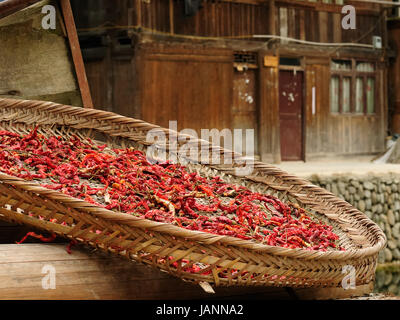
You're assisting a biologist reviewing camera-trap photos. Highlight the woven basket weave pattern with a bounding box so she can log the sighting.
[0,98,386,288]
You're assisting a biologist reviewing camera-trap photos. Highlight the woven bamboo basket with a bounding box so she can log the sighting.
[0,98,386,289]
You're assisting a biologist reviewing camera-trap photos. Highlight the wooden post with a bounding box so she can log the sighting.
[59,0,93,108]
[258,52,281,164]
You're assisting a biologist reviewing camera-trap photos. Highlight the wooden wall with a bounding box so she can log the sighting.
[74,0,384,44]
[71,0,271,36]
[128,0,271,37]
[173,0,270,37]
[85,56,140,117]
[275,2,383,45]
[139,45,233,133]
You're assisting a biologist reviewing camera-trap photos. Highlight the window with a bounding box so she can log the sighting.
[330,59,376,115]
[233,52,257,65]
[233,52,258,70]
[279,57,301,66]
[330,76,339,113]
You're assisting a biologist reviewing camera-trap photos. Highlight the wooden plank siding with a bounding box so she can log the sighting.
[275,4,383,45]
[173,0,270,38]
[84,52,140,117]
[139,45,234,135]
[72,0,384,44]
[84,60,109,110]
[78,0,272,38]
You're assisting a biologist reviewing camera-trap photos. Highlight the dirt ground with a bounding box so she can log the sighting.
[276,156,400,178]
[342,293,400,300]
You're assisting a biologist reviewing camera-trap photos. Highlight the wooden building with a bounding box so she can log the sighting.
[61,1,395,162]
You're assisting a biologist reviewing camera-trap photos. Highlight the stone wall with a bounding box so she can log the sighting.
[309,173,400,263]
[374,264,400,296]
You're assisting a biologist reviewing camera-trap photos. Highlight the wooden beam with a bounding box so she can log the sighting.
[59,0,93,108]
[217,0,396,7]
[169,0,174,34]
[258,52,281,164]
[349,0,400,6]
[0,0,42,19]
[274,0,381,15]
[0,243,373,300]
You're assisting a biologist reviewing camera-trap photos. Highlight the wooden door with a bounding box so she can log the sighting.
[232,69,258,157]
[279,70,303,161]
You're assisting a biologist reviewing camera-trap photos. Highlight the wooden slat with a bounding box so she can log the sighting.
[319,11,328,43]
[299,9,305,40]
[279,7,288,41]
[332,12,342,43]
[84,60,108,111]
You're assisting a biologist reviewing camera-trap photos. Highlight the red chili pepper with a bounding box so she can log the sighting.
[17,232,57,244]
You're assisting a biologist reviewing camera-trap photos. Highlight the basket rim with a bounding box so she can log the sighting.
[0,97,387,261]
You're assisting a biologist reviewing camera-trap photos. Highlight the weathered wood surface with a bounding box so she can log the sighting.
[0,0,82,106]
[0,243,373,300]
[139,45,233,136]
[71,0,382,41]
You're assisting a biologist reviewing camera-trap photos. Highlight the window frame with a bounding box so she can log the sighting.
[330,58,377,116]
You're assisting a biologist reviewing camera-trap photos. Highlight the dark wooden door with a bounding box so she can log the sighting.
[279,70,303,161]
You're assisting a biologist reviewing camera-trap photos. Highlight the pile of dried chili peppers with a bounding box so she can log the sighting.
[0,128,344,252]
